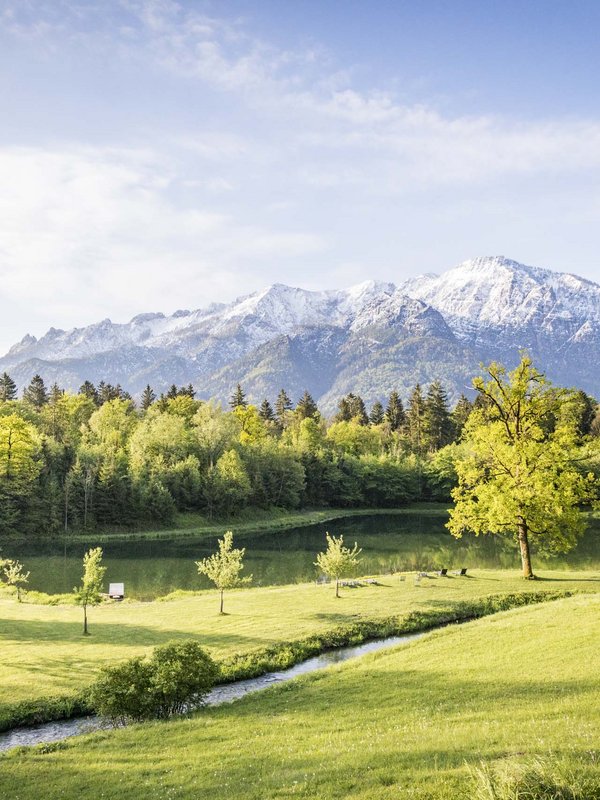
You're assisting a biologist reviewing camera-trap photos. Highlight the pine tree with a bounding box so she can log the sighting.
[452,394,473,439]
[275,389,293,421]
[405,384,425,454]
[0,373,17,402]
[335,393,368,425]
[369,401,385,425]
[79,381,99,406]
[183,384,196,399]
[23,374,48,409]
[141,385,156,411]
[295,390,319,420]
[423,381,453,452]
[259,399,275,422]
[385,391,406,431]
[49,383,64,404]
[167,384,179,400]
[229,383,247,409]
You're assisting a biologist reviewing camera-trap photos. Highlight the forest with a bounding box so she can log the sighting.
[1,370,599,538]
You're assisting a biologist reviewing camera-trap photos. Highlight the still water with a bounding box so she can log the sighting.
[10,510,600,600]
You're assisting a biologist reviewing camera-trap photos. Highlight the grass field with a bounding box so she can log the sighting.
[1,594,598,799]
[0,569,598,721]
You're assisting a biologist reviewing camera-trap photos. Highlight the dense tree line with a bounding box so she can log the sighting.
[1,371,598,538]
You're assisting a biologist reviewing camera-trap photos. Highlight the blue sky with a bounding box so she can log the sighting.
[1,0,600,353]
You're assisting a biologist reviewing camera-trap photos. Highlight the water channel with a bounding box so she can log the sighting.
[0,630,425,752]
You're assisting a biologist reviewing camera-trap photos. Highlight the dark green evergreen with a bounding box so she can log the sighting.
[369,401,385,425]
[23,374,48,409]
[275,389,293,422]
[423,381,453,452]
[0,372,17,402]
[229,383,247,409]
[79,381,99,405]
[385,391,405,431]
[259,399,276,422]
[295,390,319,420]
[141,385,156,411]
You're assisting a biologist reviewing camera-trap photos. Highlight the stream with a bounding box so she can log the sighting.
[0,630,424,753]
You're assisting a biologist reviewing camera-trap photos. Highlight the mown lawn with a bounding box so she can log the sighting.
[1,594,598,799]
[0,569,598,714]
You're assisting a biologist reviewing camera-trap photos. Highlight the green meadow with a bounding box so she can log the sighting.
[1,569,598,716]
[1,593,598,799]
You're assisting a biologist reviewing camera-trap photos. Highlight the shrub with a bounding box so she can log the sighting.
[89,640,219,724]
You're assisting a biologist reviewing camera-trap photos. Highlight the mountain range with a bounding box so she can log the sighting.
[2,256,599,412]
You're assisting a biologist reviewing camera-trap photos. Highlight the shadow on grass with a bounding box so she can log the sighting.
[0,618,258,647]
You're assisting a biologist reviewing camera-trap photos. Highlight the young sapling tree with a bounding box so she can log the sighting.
[73,547,106,635]
[2,559,30,602]
[315,533,362,597]
[196,531,252,614]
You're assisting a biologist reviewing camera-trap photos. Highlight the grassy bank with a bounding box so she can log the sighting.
[0,569,598,730]
[2,594,598,799]
[63,504,449,543]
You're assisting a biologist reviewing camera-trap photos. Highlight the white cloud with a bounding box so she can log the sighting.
[0,145,327,351]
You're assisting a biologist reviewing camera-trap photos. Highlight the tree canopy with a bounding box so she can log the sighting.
[448,356,597,578]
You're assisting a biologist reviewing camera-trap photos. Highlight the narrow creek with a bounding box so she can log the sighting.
[0,630,424,753]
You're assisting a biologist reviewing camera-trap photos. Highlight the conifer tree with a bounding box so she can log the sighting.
[335,393,368,425]
[385,390,406,431]
[79,381,99,405]
[405,384,426,454]
[275,388,293,421]
[229,383,247,409]
[167,384,179,400]
[369,401,385,425]
[141,385,156,411]
[0,372,17,402]
[49,383,64,404]
[423,381,453,452]
[183,384,196,399]
[259,399,276,422]
[295,390,319,420]
[452,394,473,439]
[23,374,48,409]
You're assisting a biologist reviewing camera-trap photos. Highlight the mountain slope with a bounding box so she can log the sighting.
[2,257,599,409]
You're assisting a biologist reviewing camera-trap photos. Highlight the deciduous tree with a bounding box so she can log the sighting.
[196,531,252,613]
[448,356,596,579]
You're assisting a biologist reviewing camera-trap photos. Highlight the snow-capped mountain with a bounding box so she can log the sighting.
[2,257,599,410]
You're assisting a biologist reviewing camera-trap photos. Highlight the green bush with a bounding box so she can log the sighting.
[89,640,219,724]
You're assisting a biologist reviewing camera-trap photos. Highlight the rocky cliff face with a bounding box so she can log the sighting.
[2,257,598,411]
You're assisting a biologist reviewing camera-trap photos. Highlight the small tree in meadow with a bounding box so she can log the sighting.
[2,559,30,602]
[196,531,252,614]
[73,547,106,635]
[315,533,362,598]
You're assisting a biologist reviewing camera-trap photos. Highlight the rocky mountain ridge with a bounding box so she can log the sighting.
[2,256,598,411]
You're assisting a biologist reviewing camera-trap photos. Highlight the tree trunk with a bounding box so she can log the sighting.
[220,588,224,614]
[517,518,535,579]
[83,604,89,635]
[335,579,340,598]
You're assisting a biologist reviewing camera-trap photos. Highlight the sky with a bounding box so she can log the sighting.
[1,0,600,354]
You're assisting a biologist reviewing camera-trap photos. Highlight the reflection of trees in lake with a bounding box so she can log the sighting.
[11,513,599,597]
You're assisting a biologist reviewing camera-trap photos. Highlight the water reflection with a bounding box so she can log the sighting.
[10,511,600,599]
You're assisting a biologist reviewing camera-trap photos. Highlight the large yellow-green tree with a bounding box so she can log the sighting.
[448,356,596,578]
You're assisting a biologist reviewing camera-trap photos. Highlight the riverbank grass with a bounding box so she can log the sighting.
[2,594,598,799]
[0,569,598,723]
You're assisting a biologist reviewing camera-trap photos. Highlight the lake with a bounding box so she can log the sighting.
[10,510,600,599]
